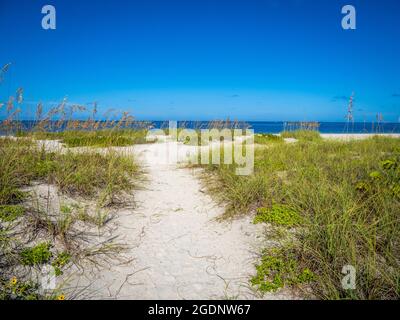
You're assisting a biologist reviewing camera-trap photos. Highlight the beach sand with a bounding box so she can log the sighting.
[56,140,296,300]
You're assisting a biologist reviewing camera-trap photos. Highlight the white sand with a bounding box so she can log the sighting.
[64,141,296,300]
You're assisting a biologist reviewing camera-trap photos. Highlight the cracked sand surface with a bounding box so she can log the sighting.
[67,142,291,299]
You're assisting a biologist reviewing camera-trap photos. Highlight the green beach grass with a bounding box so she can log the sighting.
[1,117,399,300]
[0,133,141,299]
[0,136,139,205]
[199,132,400,299]
[17,128,150,147]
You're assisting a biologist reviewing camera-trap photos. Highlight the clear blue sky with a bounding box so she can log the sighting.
[0,0,399,121]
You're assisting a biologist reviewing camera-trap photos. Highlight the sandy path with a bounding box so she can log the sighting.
[67,142,291,300]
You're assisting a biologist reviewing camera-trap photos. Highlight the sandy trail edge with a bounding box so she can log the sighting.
[62,141,295,300]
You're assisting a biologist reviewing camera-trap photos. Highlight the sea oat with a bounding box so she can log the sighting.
[16,88,24,104]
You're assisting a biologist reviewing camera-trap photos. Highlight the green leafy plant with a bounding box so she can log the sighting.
[0,205,24,222]
[52,252,71,276]
[254,204,302,227]
[20,242,52,266]
[369,171,381,179]
[381,159,396,170]
[251,248,315,293]
[0,277,41,300]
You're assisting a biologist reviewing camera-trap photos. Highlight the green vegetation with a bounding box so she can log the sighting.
[0,137,139,206]
[251,248,315,293]
[0,138,37,204]
[21,129,150,147]
[254,204,302,227]
[1,243,70,299]
[0,277,42,300]
[20,242,71,275]
[50,151,138,202]
[52,252,71,276]
[202,135,400,299]
[280,130,321,141]
[20,242,52,266]
[1,132,140,299]
[0,92,147,300]
[0,205,24,222]
[254,133,284,144]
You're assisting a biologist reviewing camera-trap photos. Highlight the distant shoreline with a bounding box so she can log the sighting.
[320,133,400,140]
[1,120,400,134]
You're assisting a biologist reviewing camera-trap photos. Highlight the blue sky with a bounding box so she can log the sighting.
[0,0,400,121]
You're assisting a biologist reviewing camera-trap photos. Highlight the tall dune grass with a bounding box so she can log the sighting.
[0,89,144,299]
[0,137,139,206]
[201,135,400,299]
[280,130,322,141]
[18,129,150,147]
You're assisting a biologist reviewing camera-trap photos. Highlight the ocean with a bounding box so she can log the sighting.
[2,120,400,134]
[248,121,400,134]
[152,121,400,134]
